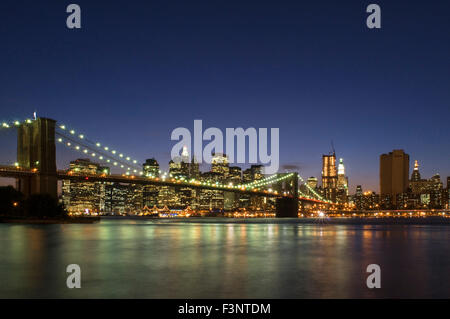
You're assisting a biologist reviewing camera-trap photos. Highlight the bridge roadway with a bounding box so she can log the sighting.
[0,165,37,178]
[0,165,328,204]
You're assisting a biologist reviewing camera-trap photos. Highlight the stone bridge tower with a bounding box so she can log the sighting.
[17,118,57,198]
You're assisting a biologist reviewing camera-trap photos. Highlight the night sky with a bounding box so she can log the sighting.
[0,0,449,192]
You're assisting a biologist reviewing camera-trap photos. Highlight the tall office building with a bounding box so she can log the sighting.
[143,158,160,177]
[446,176,450,209]
[336,158,349,203]
[198,171,224,210]
[190,156,200,179]
[142,158,160,207]
[228,166,242,185]
[380,149,410,205]
[211,153,229,180]
[337,158,349,193]
[104,183,129,214]
[354,185,363,210]
[62,158,107,214]
[169,159,182,177]
[411,160,421,182]
[322,152,337,201]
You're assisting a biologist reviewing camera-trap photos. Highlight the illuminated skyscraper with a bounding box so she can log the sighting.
[211,153,229,180]
[142,158,160,207]
[190,156,200,178]
[354,185,363,210]
[143,158,160,177]
[322,152,337,201]
[337,158,349,192]
[336,158,349,203]
[411,160,421,182]
[228,166,242,185]
[199,171,224,210]
[169,160,180,175]
[380,149,410,205]
[62,158,107,214]
[181,145,189,163]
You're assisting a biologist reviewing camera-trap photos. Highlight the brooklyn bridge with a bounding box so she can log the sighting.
[0,117,334,217]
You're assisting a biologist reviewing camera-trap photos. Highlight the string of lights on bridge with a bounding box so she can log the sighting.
[297,175,330,203]
[56,123,142,170]
[1,118,33,129]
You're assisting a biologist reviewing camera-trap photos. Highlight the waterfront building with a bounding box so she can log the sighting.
[228,166,242,185]
[189,156,200,178]
[380,149,410,206]
[198,171,224,210]
[429,174,443,208]
[143,158,160,177]
[226,166,242,209]
[354,185,363,210]
[363,191,380,210]
[143,158,160,207]
[241,165,265,209]
[104,182,128,214]
[157,184,180,207]
[409,161,445,209]
[242,168,252,184]
[169,159,183,177]
[62,158,107,214]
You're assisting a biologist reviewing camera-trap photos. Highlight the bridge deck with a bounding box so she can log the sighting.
[0,165,328,203]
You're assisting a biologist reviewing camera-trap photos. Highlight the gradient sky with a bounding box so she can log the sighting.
[0,0,449,192]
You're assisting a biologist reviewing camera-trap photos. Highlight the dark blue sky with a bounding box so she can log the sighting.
[0,0,449,192]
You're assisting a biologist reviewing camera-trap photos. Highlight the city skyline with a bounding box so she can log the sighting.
[1,120,450,195]
[3,118,445,213]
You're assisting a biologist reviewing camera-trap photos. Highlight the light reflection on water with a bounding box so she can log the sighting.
[0,218,449,298]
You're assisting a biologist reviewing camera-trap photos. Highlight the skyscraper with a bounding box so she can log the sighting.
[336,158,349,203]
[190,156,200,179]
[354,185,363,210]
[62,158,107,214]
[143,158,160,177]
[380,150,410,205]
[211,153,229,180]
[337,158,349,193]
[411,160,421,182]
[322,152,337,201]
[142,159,160,207]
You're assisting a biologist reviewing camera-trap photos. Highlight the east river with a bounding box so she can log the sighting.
[0,218,449,298]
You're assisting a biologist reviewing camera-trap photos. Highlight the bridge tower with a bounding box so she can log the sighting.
[275,173,299,218]
[17,117,57,198]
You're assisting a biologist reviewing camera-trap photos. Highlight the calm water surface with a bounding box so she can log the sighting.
[0,218,449,298]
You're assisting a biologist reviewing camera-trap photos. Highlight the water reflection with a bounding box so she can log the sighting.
[0,219,448,298]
